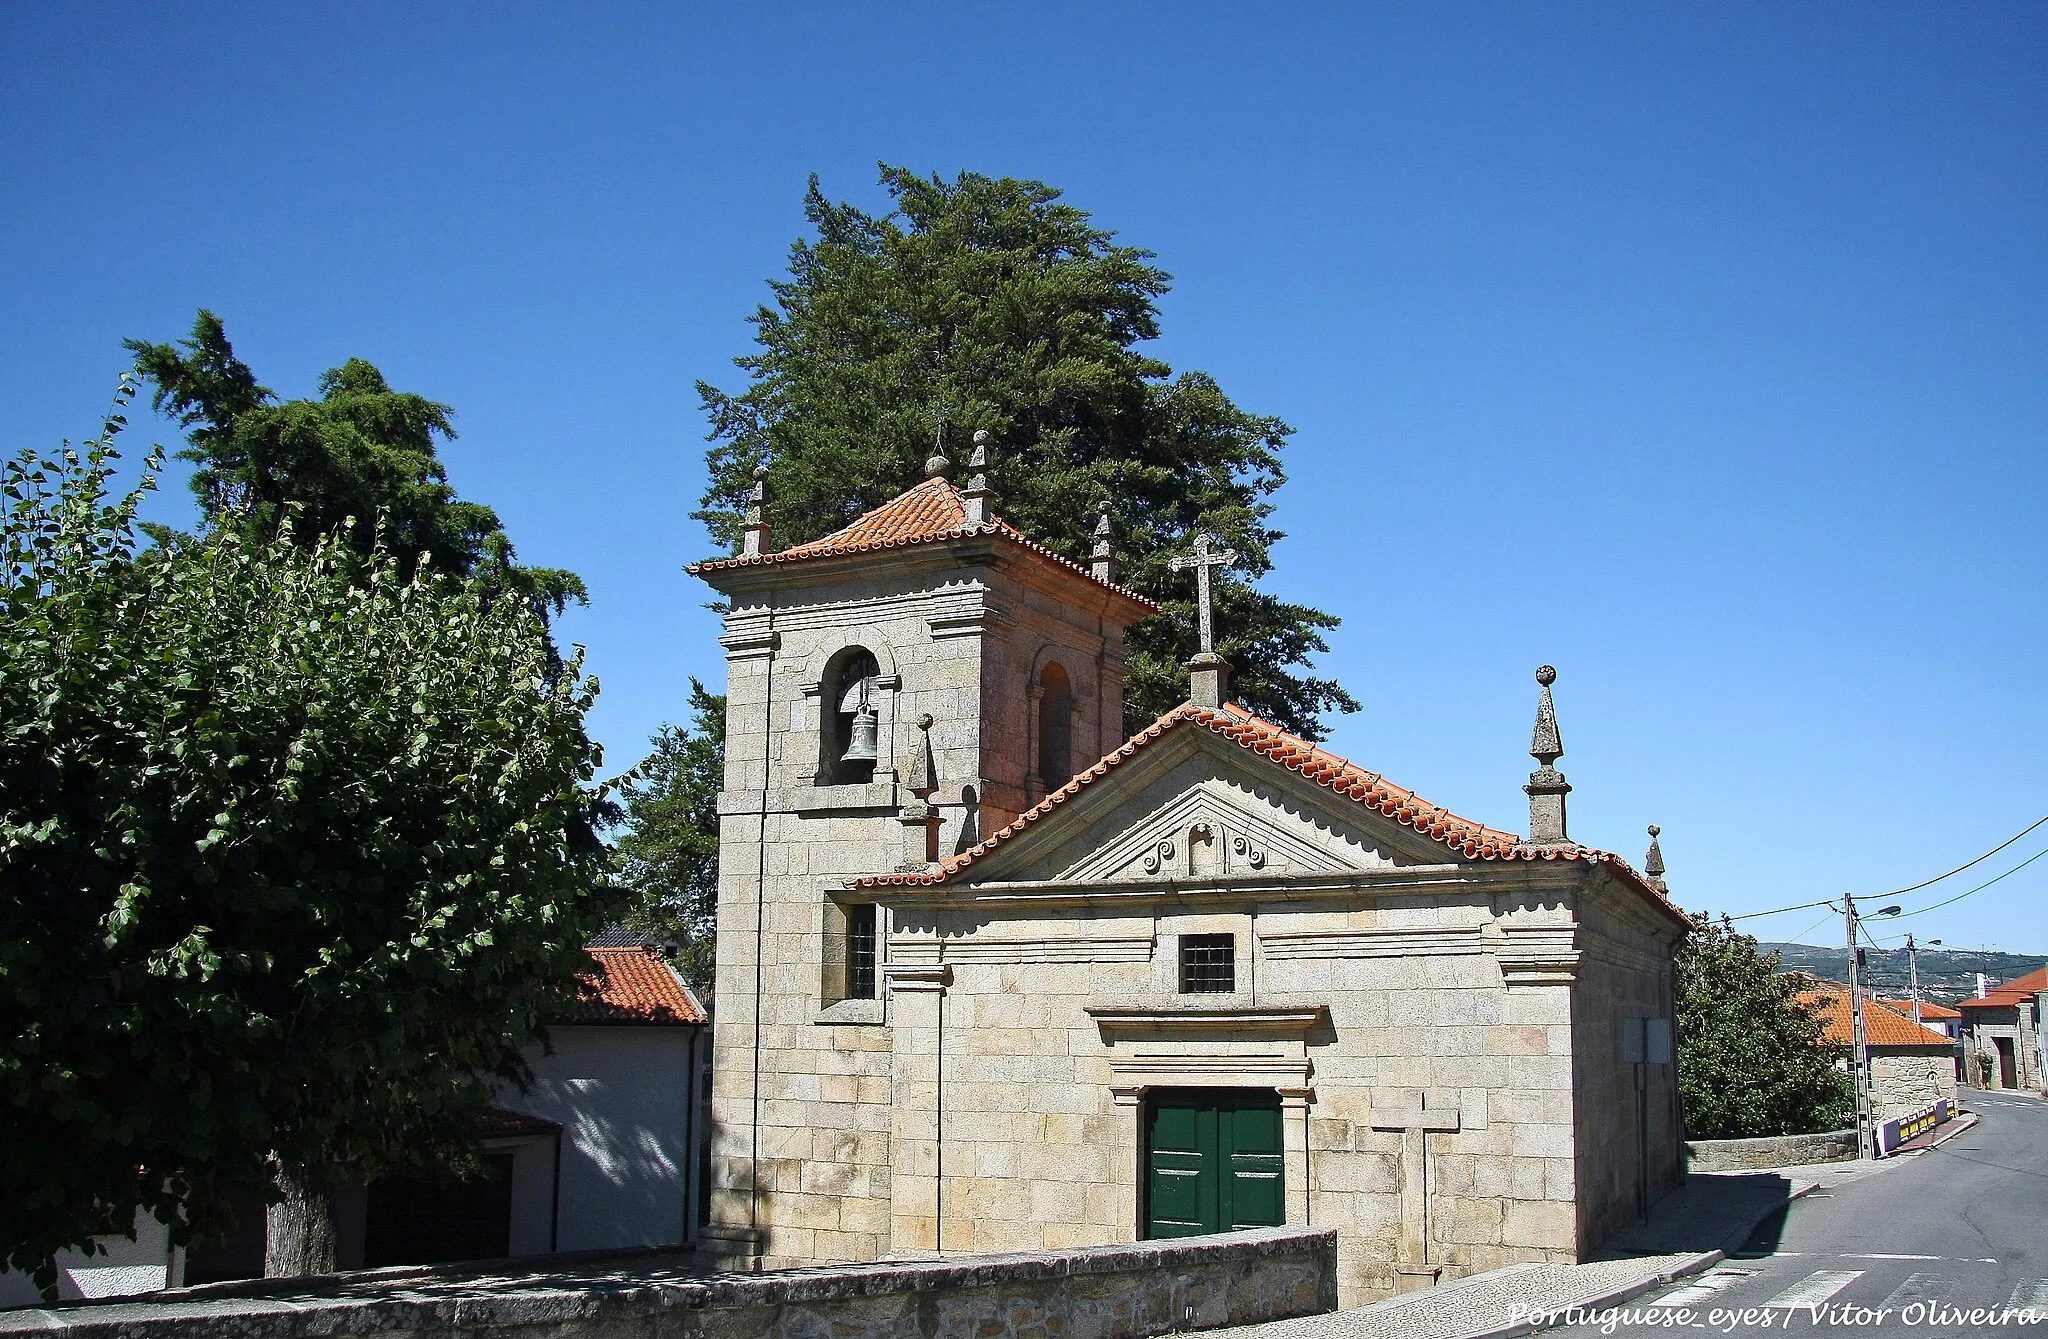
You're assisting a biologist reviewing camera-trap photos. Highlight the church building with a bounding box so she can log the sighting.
[688,437,1687,1303]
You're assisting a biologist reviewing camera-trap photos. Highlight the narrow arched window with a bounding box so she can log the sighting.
[823,648,880,784]
[1038,661,1073,787]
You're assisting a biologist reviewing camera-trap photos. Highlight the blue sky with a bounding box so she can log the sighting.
[5,4,2043,954]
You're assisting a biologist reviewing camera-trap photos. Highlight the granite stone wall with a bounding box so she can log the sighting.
[702,552,1133,1272]
[1567,880,1685,1256]
[0,1228,1337,1339]
[1684,1129,1856,1172]
[1870,1048,1957,1118]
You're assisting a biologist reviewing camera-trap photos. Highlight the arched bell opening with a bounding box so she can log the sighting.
[820,647,881,785]
[1037,660,1074,789]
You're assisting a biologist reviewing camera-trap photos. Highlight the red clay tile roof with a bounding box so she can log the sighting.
[1956,965,2048,1009]
[856,702,1680,921]
[1793,980,1956,1048]
[569,947,706,1026]
[687,475,1156,611]
[1874,996,1961,1022]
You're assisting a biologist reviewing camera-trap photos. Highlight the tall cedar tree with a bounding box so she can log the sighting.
[611,681,725,990]
[1675,913,1856,1139]
[696,166,1357,739]
[127,310,585,618]
[0,389,622,1291]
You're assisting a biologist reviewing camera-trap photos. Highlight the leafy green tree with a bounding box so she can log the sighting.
[1676,913,1855,1139]
[0,388,623,1291]
[611,681,725,990]
[697,165,1358,739]
[127,310,585,617]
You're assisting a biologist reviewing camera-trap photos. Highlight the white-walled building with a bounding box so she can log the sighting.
[2,946,708,1307]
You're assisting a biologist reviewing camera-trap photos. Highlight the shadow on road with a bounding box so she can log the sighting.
[1595,1172,1798,1260]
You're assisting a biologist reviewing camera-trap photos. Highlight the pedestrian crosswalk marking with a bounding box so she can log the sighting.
[1647,1268,1754,1309]
[1878,1272,1945,1311]
[2010,1280,2048,1310]
[1763,1270,1864,1309]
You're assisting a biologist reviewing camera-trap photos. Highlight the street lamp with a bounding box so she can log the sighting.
[1907,934,1940,1024]
[1845,900,1904,1160]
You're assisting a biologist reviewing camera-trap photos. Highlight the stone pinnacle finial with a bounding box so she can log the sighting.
[1644,824,1668,895]
[1522,665,1572,846]
[897,712,940,870]
[1530,665,1562,765]
[960,430,993,525]
[741,463,772,558]
[1090,501,1118,584]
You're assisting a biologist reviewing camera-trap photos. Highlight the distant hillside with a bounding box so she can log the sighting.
[1761,942,2046,1005]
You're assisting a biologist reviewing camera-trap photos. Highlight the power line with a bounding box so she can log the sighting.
[1722,811,2048,928]
[1777,906,1845,950]
[1891,843,2048,921]
[1867,812,2048,900]
[1727,898,1837,923]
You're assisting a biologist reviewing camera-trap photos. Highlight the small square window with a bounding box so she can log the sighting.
[847,903,877,1001]
[1179,933,1235,994]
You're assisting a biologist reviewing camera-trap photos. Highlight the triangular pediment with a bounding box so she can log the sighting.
[945,721,1485,887]
[1054,777,1398,882]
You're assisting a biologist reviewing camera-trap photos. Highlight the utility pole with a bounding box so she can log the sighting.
[1907,934,1923,1025]
[1844,893,1875,1161]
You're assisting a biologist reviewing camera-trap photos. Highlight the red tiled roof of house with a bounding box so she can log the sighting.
[1793,979,1956,1048]
[1874,995,1961,1022]
[855,701,1681,922]
[1956,965,2048,1009]
[686,475,1156,611]
[570,947,706,1026]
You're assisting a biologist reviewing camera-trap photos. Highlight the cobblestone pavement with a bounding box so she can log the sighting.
[1202,1254,1704,1339]
[1204,1152,1921,1339]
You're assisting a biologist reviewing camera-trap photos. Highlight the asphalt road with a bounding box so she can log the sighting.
[1538,1092,2048,1338]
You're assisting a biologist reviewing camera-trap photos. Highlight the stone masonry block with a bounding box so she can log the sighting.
[1511,1123,1574,1160]
[1504,1198,1578,1250]
[1437,1195,1505,1247]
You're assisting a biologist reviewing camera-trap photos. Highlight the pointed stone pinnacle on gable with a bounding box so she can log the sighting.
[1522,665,1572,846]
[1090,501,1118,584]
[960,429,993,525]
[741,463,772,558]
[1530,664,1562,766]
[1644,824,1668,895]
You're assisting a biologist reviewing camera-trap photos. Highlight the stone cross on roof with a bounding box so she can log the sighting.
[1168,532,1239,655]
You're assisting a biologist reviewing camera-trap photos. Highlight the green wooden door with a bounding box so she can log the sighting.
[1144,1089,1285,1238]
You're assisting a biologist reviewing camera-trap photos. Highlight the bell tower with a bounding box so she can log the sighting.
[687,442,1155,1269]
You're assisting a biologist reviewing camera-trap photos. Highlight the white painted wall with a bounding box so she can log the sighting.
[506,1024,703,1252]
[0,1212,173,1308]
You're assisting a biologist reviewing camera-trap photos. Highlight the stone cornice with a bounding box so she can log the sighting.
[861,863,1586,910]
[1085,1002,1330,1038]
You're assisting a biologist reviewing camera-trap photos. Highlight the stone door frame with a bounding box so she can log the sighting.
[1088,1004,1325,1234]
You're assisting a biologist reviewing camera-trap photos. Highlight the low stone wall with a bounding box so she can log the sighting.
[0,1226,1337,1339]
[1685,1129,1856,1172]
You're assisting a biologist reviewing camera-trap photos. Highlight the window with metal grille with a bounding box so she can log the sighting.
[847,903,877,1000]
[1179,933,1235,994]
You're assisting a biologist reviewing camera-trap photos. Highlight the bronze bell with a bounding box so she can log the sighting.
[840,700,880,766]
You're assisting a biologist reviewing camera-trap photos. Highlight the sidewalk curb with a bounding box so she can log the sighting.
[1924,1111,1979,1149]
[1438,1179,1823,1339]
[1452,1251,1725,1339]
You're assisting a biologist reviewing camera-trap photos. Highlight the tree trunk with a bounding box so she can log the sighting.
[264,1162,337,1278]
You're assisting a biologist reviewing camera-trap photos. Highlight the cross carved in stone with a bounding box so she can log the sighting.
[1168,533,1239,654]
